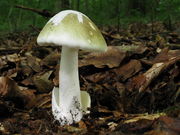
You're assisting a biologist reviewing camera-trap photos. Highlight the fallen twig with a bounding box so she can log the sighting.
[15,5,54,18]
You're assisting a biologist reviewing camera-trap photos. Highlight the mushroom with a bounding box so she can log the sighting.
[37,10,107,125]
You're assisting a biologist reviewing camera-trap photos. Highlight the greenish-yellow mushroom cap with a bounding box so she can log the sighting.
[37,10,107,52]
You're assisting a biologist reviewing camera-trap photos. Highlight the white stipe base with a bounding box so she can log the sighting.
[52,87,91,125]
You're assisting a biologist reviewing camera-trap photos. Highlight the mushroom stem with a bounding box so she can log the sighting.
[59,46,82,123]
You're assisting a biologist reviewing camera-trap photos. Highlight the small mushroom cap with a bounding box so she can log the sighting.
[37,10,107,52]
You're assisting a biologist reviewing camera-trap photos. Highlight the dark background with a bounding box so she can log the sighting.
[0,0,180,34]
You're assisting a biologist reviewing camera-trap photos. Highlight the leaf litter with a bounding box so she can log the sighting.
[0,22,180,135]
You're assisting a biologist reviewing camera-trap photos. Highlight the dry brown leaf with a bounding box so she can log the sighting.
[79,45,148,68]
[0,76,20,97]
[117,118,155,134]
[128,62,167,92]
[85,71,113,83]
[128,55,180,92]
[19,58,34,77]
[21,77,34,86]
[139,62,166,92]
[35,93,51,109]
[152,48,180,63]
[145,116,180,135]
[80,46,126,68]
[157,116,180,133]
[0,76,36,109]
[27,55,42,72]
[33,71,54,93]
[41,50,60,67]
[113,60,142,81]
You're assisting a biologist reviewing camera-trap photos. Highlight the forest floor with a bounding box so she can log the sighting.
[0,22,179,135]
